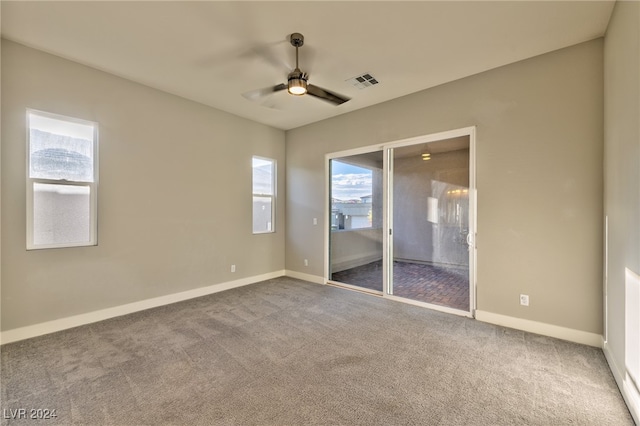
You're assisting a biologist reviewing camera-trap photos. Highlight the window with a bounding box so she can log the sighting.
[252,156,275,234]
[27,110,98,249]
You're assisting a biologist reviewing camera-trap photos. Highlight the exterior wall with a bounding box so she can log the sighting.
[286,39,604,335]
[1,40,286,331]
[603,0,640,422]
[330,228,383,273]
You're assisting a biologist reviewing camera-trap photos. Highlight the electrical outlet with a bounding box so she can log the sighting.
[231,264,236,273]
[519,294,529,306]
[313,218,318,225]
[304,259,309,267]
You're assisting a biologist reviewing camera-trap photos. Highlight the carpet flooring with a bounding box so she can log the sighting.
[331,260,469,311]
[1,277,633,425]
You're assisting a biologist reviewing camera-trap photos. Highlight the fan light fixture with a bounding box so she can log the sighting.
[288,79,307,95]
[288,71,308,95]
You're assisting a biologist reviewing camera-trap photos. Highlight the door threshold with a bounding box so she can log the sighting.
[384,294,473,318]
[326,280,383,296]
[326,280,473,319]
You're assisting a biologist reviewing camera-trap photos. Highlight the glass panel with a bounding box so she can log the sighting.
[252,157,275,233]
[253,195,273,233]
[29,113,95,182]
[33,183,91,246]
[391,138,470,311]
[252,157,274,195]
[329,151,384,292]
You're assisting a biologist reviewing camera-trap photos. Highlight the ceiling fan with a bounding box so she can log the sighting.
[242,33,350,106]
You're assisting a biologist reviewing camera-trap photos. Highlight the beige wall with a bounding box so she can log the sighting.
[1,40,286,331]
[603,0,640,420]
[286,39,604,334]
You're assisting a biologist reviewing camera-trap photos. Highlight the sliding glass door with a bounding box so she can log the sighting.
[327,128,475,315]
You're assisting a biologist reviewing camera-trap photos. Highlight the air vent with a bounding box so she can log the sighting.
[347,73,379,89]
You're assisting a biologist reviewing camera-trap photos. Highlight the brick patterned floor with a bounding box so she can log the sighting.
[331,260,469,311]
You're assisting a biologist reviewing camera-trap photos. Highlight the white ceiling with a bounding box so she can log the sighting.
[1,1,615,130]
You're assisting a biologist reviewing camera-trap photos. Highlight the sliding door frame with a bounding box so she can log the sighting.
[383,127,476,318]
[325,126,477,317]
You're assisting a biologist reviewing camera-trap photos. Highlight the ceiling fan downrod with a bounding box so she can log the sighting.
[290,32,304,68]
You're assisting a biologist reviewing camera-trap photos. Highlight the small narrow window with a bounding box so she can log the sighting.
[252,156,275,234]
[27,110,98,249]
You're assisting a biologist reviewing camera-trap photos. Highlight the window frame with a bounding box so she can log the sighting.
[26,109,99,250]
[252,156,276,234]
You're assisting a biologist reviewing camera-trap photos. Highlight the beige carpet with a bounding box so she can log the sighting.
[1,277,634,425]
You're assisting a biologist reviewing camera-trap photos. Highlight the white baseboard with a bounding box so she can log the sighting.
[604,342,640,424]
[623,376,640,424]
[285,269,325,285]
[475,310,602,347]
[0,270,286,345]
[604,341,625,383]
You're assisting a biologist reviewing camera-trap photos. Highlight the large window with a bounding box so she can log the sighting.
[27,110,98,249]
[252,156,275,234]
